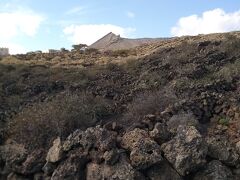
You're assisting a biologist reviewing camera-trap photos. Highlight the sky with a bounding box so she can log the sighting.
[1,0,240,54]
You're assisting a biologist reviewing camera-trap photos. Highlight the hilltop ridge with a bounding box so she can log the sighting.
[89,32,165,51]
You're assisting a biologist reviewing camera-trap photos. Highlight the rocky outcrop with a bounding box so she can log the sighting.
[1,120,240,179]
[129,138,162,169]
[46,137,63,163]
[120,128,163,169]
[161,126,208,176]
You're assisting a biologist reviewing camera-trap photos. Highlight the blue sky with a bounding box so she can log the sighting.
[0,0,240,54]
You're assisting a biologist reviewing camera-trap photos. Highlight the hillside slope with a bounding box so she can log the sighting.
[89,32,165,51]
[0,31,240,179]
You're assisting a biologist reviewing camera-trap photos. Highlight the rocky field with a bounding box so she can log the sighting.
[0,32,240,179]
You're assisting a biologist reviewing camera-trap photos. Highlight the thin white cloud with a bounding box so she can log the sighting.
[0,5,44,54]
[171,8,240,36]
[63,24,136,45]
[126,11,135,19]
[0,10,44,40]
[65,6,86,15]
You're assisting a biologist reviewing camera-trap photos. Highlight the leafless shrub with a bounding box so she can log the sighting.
[9,92,112,150]
[122,90,177,126]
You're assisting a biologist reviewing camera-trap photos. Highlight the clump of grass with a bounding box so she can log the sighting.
[218,118,230,126]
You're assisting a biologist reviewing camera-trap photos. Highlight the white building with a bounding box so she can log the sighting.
[0,48,9,57]
[48,49,60,54]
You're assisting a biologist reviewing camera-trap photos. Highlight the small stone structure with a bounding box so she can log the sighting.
[0,48,9,57]
[49,49,60,54]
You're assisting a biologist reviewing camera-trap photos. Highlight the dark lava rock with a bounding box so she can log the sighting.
[161,126,207,176]
[0,143,28,175]
[86,154,145,180]
[120,128,149,150]
[103,149,122,165]
[146,161,182,180]
[7,172,30,180]
[14,149,45,175]
[42,162,56,176]
[62,129,83,152]
[80,126,117,152]
[193,160,234,180]
[63,126,117,153]
[121,128,163,169]
[51,149,88,180]
[130,138,163,170]
[150,122,170,144]
[206,135,239,166]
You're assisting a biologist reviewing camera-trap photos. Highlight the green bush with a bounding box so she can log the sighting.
[218,118,230,126]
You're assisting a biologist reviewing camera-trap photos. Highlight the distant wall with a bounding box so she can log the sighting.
[0,48,9,57]
[48,49,60,54]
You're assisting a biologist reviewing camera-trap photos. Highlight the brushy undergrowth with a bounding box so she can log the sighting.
[122,90,177,126]
[9,92,112,150]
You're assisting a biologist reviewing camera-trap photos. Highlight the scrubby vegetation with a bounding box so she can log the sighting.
[9,92,112,150]
[122,90,177,126]
[108,49,137,57]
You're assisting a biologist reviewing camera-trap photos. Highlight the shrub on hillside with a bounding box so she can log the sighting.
[9,92,112,150]
[214,59,240,82]
[105,49,137,58]
[224,34,240,55]
[85,48,100,55]
[122,90,177,126]
[112,49,131,57]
